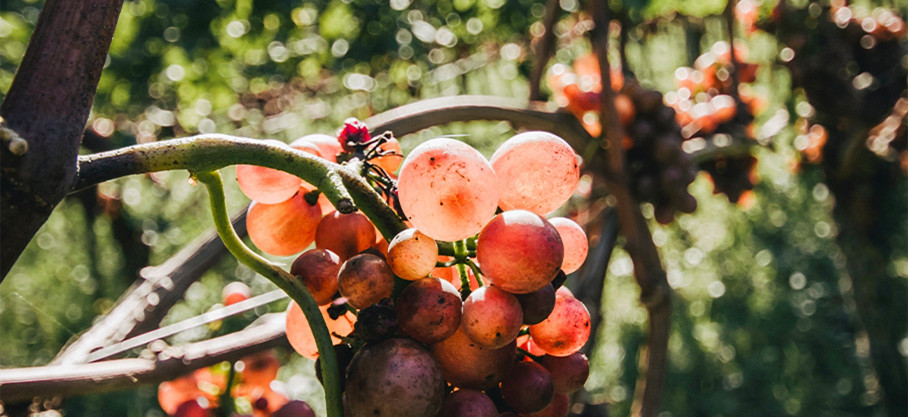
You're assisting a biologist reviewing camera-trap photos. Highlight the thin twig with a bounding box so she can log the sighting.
[529,0,562,101]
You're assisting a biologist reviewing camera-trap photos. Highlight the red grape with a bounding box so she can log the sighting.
[500,361,555,414]
[246,193,321,257]
[477,210,564,294]
[387,228,438,280]
[236,139,321,204]
[172,399,212,417]
[290,249,341,306]
[315,211,376,261]
[430,326,516,389]
[271,400,316,417]
[547,217,588,274]
[528,294,591,357]
[438,389,499,417]
[520,392,569,417]
[490,132,580,215]
[285,301,356,360]
[462,286,524,348]
[396,277,462,344]
[397,138,500,241]
[539,352,590,394]
[337,253,395,309]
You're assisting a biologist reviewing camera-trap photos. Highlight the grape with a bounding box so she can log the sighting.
[462,286,523,348]
[490,132,580,215]
[520,393,569,417]
[222,281,251,306]
[337,253,395,309]
[476,210,564,294]
[396,277,462,344]
[387,228,438,280]
[539,352,590,394]
[239,351,279,388]
[246,192,321,257]
[271,400,316,417]
[236,139,322,204]
[158,375,202,414]
[172,399,212,417]
[430,326,517,389]
[515,284,556,325]
[285,301,356,359]
[528,294,591,357]
[315,211,376,261]
[547,217,588,274]
[438,389,499,417]
[516,334,548,357]
[291,133,342,163]
[397,138,500,241]
[500,361,555,414]
[290,249,342,306]
[373,138,404,174]
[345,338,445,417]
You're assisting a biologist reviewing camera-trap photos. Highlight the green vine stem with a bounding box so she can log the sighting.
[74,134,406,241]
[195,170,343,417]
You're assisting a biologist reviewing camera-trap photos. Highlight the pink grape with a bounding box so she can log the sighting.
[246,193,321,257]
[285,302,356,360]
[547,217,589,274]
[476,210,564,294]
[315,211,376,261]
[290,249,342,306]
[515,284,556,325]
[462,286,524,348]
[528,294,591,357]
[397,138,500,241]
[520,392,569,417]
[430,326,516,389]
[291,133,342,163]
[236,139,321,204]
[387,228,438,280]
[373,138,404,173]
[490,131,580,215]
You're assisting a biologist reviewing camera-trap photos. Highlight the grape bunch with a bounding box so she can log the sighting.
[271,128,593,417]
[547,54,698,223]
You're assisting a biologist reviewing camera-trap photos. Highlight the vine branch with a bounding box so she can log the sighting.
[195,170,343,417]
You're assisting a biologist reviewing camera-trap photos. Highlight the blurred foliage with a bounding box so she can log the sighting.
[1,0,905,416]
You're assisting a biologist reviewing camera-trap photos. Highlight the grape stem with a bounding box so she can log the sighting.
[464,259,485,287]
[194,170,344,417]
[517,347,544,363]
[454,240,472,298]
[216,363,237,417]
[73,134,407,241]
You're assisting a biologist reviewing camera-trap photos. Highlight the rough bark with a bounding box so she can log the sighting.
[0,0,124,279]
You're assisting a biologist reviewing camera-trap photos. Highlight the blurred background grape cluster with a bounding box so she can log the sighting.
[0,0,905,416]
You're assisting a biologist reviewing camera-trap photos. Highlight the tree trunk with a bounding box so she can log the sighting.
[0,0,124,279]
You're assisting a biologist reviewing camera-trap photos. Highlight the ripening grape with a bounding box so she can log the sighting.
[397,138,500,241]
[516,334,548,357]
[271,400,316,417]
[315,211,376,261]
[246,192,321,257]
[236,139,322,204]
[291,133,342,163]
[539,352,590,394]
[515,284,556,325]
[438,389,499,417]
[500,361,555,414]
[337,253,395,309]
[387,228,438,280]
[547,217,588,274]
[529,294,591,357]
[397,277,462,344]
[430,326,517,389]
[373,138,404,173]
[290,249,342,306]
[476,210,564,294]
[285,301,356,359]
[461,286,523,348]
[490,132,580,215]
